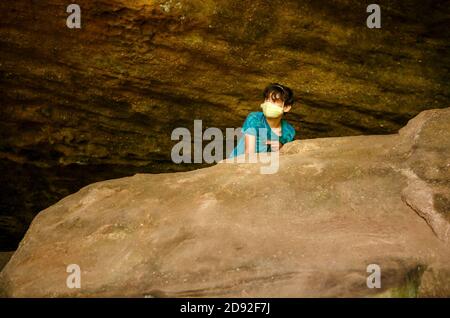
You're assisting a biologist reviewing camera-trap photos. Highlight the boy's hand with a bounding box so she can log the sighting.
[266,140,281,152]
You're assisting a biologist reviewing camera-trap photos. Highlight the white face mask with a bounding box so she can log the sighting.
[260,101,284,118]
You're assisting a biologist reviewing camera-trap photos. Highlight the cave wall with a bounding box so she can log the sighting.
[0,0,449,249]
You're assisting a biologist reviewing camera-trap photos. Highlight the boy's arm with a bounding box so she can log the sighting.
[242,113,258,155]
[244,134,256,154]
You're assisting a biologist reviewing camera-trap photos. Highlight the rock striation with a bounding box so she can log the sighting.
[1,0,449,249]
[0,107,449,297]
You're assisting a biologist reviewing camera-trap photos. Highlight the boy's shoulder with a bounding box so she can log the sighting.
[246,111,265,120]
[283,118,295,131]
[244,111,265,126]
[282,118,296,140]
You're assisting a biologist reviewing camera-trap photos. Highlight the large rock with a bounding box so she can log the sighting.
[1,0,450,249]
[0,107,449,297]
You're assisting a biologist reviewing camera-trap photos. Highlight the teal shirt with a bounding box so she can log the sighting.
[229,111,296,158]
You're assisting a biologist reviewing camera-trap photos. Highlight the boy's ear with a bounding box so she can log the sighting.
[283,105,292,113]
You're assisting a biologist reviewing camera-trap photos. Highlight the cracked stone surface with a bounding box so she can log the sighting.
[1,0,450,250]
[0,107,449,297]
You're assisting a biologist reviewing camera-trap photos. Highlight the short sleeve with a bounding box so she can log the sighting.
[281,122,296,144]
[287,126,296,142]
[242,112,261,136]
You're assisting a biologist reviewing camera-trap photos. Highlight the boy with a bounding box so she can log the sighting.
[229,83,296,158]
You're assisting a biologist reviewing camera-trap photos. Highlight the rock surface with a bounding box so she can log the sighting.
[1,0,450,249]
[0,107,449,297]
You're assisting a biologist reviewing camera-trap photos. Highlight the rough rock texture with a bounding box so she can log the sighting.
[0,107,449,297]
[0,1,449,249]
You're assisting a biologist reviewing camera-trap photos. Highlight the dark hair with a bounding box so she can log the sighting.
[263,83,294,106]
